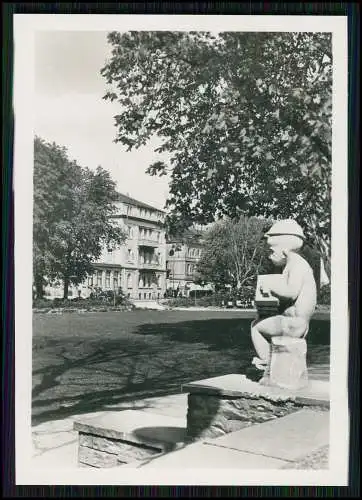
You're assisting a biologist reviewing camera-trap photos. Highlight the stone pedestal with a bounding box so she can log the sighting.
[182,374,329,441]
[262,337,308,390]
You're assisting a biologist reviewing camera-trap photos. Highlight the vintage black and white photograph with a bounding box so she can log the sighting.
[13,14,349,485]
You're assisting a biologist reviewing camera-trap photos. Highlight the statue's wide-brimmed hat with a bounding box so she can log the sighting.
[264,219,306,240]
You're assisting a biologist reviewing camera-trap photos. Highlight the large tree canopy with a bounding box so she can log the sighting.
[33,137,127,298]
[101,31,332,277]
[195,216,273,292]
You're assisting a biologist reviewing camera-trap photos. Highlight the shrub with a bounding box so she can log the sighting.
[33,292,136,311]
[167,297,194,308]
[33,298,52,309]
[165,288,256,309]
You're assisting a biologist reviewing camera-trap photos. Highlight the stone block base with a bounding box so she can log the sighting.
[264,336,308,390]
[183,374,329,441]
[78,433,161,468]
[73,410,186,468]
[186,393,298,440]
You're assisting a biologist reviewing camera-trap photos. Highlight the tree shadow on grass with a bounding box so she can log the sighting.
[32,318,330,427]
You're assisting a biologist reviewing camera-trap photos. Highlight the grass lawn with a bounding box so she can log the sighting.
[32,310,330,426]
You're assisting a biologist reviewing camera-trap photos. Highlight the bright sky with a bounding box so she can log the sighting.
[34,30,170,211]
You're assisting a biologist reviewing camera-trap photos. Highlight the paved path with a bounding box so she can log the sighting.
[116,409,329,469]
[32,392,329,470]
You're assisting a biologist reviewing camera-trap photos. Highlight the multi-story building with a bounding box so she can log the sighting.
[43,193,167,301]
[166,229,212,297]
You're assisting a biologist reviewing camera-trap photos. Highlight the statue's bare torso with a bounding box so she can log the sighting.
[280,252,317,321]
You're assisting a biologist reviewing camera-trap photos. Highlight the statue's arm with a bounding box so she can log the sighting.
[268,266,304,301]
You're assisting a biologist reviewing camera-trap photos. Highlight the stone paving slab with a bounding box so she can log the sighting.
[182,374,329,407]
[204,409,329,462]
[33,430,78,456]
[116,394,188,420]
[133,442,289,469]
[74,410,186,449]
[32,440,78,468]
[281,444,329,469]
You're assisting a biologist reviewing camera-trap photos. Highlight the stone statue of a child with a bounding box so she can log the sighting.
[251,219,317,372]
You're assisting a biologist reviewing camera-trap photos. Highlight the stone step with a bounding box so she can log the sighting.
[116,408,329,469]
[73,410,186,468]
[204,408,329,463]
[182,374,330,407]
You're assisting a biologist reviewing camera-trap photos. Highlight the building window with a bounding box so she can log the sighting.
[149,293,151,299]
[128,293,131,298]
[96,271,102,287]
[105,271,111,288]
[128,249,134,261]
[144,293,147,299]
[88,275,93,286]
[139,293,141,299]
[157,275,161,288]
[113,271,119,288]
[127,273,132,289]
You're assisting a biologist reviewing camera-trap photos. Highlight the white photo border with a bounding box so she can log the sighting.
[13,14,349,486]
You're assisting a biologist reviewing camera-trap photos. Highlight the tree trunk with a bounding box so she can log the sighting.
[34,273,44,299]
[63,276,70,300]
[314,235,331,284]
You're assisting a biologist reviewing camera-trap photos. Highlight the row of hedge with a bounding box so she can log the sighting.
[166,285,331,309]
[33,296,135,310]
[33,285,331,312]
[165,291,254,309]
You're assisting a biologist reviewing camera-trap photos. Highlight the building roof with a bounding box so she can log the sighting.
[116,192,165,213]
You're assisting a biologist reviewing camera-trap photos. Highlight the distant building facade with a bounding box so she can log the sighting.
[166,229,212,297]
[43,193,167,301]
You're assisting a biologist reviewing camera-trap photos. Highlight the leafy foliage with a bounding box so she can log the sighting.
[194,216,274,291]
[33,137,127,298]
[101,31,332,277]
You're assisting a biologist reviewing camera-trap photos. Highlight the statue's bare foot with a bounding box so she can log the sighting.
[252,357,267,371]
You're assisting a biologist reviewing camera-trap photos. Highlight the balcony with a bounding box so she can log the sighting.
[138,238,159,248]
[138,260,163,270]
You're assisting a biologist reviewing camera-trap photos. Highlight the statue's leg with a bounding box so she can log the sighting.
[251,315,287,384]
[280,316,309,338]
[251,328,270,366]
[250,316,283,367]
[251,315,288,363]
